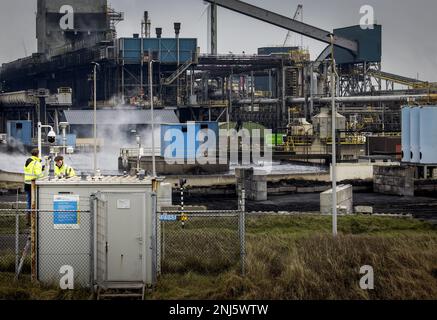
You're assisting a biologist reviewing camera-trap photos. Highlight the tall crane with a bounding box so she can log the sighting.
[283,4,303,48]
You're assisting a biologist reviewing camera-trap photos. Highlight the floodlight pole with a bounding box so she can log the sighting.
[149,59,156,177]
[330,35,338,237]
[92,62,100,176]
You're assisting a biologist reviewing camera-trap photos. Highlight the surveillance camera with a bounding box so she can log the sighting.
[66,146,74,154]
[47,130,56,144]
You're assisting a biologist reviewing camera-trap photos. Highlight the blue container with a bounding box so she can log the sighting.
[119,38,197,64]
[410,107,421,163]
[419,106,437,164]
[401,106,411,162]
[161,122,219,161]
[7,120,32,146]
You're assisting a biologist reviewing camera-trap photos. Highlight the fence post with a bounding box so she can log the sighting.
[151,193,159,283]
[15,202,19,276]
[31,180,37,283]
[90,196,96,291]
[239,189,246,276]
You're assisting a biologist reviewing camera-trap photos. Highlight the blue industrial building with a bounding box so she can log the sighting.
[6,120,32,147]
[118,38,197,64]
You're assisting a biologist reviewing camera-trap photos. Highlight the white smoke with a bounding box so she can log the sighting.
[0,150,28,173]
[66,111,162,176]
[0,103,162,175]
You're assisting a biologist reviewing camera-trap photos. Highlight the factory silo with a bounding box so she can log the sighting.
[401,106,411,162]
[409,107,421,163]
[419,106,437,164]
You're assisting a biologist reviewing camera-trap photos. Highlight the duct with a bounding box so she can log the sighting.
[0,91,38,106]
[235,98,279,104]
[235,94,436,106]
[287,94,436,104]
[0,90,73,107]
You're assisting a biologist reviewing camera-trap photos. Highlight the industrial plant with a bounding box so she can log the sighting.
[0,0,436,302]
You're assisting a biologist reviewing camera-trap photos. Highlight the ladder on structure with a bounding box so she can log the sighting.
[161,60,193,86]
[96,282,146,300]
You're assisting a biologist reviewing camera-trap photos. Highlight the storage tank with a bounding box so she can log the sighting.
[401,106,411,162]
[419,106,437,164]
[410,107,421,163]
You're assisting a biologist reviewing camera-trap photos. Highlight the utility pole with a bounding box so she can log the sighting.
[92,62,100,176]
[140,16,144,100]
[330,35,337,237]
[149,59,156,177]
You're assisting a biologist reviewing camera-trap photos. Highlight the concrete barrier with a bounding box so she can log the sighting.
[320,184,353,215]
[355,206,374,214]
[330,163,399,181]
[235,168,268,201]
[0,170,24,191]
[373,166,414,196]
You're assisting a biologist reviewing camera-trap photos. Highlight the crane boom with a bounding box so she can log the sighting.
[283,4,303,47]
[203,0,358,54]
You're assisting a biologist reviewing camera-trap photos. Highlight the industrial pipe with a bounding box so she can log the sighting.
[235,94,436,105]
[287,94,437,104]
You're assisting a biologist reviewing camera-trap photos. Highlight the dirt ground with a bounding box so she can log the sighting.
[183,192,437,222]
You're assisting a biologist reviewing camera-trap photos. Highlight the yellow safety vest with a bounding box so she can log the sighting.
[24,156,43,184]
[55,164,76,178]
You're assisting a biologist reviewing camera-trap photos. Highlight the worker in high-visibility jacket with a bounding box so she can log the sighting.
[24,149,44,213]
[54,155,76,179]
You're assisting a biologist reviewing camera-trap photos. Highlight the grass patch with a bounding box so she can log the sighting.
[0,273,92,300]
[151,215,437,300]
[1,215,436,300]
[0,214,28,234]
[247,215,436,236]
[0,251,31,274]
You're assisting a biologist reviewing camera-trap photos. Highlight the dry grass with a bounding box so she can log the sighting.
[1,215,436,300]
[234,233,437,300]
[152,215,437,300]
[0,273,91,300]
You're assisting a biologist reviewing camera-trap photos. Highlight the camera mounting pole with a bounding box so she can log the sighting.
[37,121,56,159]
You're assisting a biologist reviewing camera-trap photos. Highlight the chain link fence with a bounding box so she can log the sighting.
[0,208,92,287]
[0,209,30,281]
[157,210,246,277]
[37,210,93,287]
[1,191,247,290]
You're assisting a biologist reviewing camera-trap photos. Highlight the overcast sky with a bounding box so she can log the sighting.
[0,0,436,81]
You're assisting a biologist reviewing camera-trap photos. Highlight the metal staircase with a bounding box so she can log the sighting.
[96,282,146,300]
[161,60,193,86]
